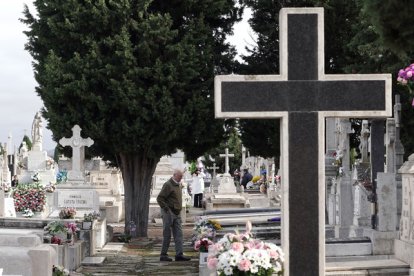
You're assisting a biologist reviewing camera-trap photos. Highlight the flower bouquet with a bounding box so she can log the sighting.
[82,211,100,229]
[52,265,69,276]
[193,216,222,242]
[59,207,76,219]
[84,211,100,221]
[195,237,214,252]
[207,222,284,276]
[56,170,68,184]
[13,183,46,212]
[397,63,414,106]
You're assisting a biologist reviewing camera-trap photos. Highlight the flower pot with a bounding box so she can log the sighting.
[199,252,208,265]
[82,221,92,230]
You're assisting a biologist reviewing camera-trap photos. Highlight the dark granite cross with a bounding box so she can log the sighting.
[214,8,391,276]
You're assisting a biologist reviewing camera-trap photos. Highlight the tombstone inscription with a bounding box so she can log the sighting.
[214,8,391,275]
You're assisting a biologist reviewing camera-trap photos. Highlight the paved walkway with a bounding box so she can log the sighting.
[75,208,204,275]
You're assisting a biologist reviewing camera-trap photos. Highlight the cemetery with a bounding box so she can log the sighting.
[2,2,414,276]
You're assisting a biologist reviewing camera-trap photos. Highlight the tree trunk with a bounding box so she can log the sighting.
[119,152,159,237]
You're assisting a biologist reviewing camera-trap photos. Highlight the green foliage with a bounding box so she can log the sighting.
[19,135,32,151]
[203,127,242,174]
[21,0,242,236]
[45,221,67,234]
[361,0,414,59]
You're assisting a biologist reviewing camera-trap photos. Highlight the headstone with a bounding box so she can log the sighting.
[207,162,219,179]
[148,156,174,221]
[219,148,234,175]
[88,164,124,223]
[394,154,414,267]
[335,119,354,238]
[50,126,99,219]
[59,125,94,182]
[214,7,391,274]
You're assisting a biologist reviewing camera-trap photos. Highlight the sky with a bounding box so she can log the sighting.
[0,1,254,153]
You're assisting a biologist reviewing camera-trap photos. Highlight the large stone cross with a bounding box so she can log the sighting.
[214,8,391,275]
[219,148,234,175]
[59,125,94,181]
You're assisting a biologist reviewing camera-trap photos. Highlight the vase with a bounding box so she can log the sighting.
[199,252,209,265]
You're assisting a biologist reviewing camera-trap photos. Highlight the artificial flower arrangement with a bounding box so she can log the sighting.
[84,211,100,222]
[397,63,414,106]
[56,170,68,184]
[52,265,69,276]
[45,221,68,235]
[12,183,46,212]
[22,208,34,218]
[44,182,56,193]
[59,207,77,219]
[65,222,79,234]
[207,221,284,276]
[193,216,222,243]
[195,237,214,252]
[1,182,11,193]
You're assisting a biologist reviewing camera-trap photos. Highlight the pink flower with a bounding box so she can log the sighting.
[269,249,279,259]
[238,258,251,271]
[231,242,244,253]
[207,257,218,269]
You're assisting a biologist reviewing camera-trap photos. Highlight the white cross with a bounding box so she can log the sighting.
[207,162,219,178]
[219,148,234,175]
[59,125,94,180]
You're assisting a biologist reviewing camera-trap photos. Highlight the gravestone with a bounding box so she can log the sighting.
[335,119,354,238]
[148,157,175,221]
[205,149,249,210]
[50,125,99,219]
[395,154,414,267]
[214,7,391,275]
[88,159,124,223]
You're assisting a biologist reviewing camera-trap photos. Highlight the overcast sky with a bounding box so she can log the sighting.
[0,1,254,153]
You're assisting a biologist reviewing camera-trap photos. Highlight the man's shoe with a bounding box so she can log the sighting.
[175,255,191,261]
[160,255,172,262]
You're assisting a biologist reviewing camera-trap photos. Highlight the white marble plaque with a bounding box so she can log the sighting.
[58,190,95,208]
[91,174,110,189]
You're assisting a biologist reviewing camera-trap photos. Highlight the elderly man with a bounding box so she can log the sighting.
[156,169,191,262]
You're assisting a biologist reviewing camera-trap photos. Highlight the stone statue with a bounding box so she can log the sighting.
[31,112,43,149]
[359,120,370,163]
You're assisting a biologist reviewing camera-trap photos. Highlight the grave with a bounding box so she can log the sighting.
[50,125,99,219]
[205,148,249,210]
[88,159,124,223]
[17,112,56,185]
[0,228,57,276]
[394,154,414,268]
[214,7,391,275]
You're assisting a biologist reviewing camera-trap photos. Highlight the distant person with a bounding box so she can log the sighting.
[156,169,191,262]
[233,169,240,184]
[192,169,206,208]
[11,175,18,187]
[241,169,253,190]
